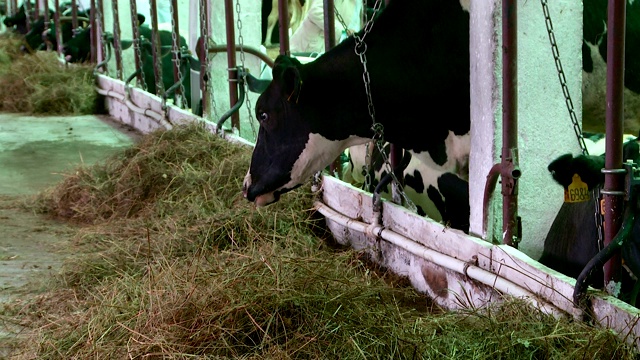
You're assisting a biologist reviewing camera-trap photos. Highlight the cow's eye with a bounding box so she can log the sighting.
[259,112,269,123]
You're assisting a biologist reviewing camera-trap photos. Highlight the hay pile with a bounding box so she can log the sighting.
[3,123,638,359]
[0,34,98,115]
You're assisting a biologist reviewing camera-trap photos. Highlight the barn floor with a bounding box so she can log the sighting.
[0,112,139,354]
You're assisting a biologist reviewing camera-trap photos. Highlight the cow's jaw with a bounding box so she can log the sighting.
[244,133,369,206]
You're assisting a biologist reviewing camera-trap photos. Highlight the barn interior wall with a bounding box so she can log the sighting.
[210,0,263,142]
[470,0,582,260]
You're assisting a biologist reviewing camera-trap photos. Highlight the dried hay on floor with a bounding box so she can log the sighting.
[0,32,23,76]
[0,50,98,114]
[3,123,638,359]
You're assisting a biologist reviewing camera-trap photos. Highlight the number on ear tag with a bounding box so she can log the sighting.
[564,174,590,203]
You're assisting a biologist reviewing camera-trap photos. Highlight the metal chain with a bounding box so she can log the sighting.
[540,0,588,156]
[149,1,164,97]
[353,0,416,212]
[541,0,605,251]
[95,0,106,74]
[236,0,257,137]
[170,0,187,108]
[112,0,122,79]
[199,0,215,116]
[130,0,147,90]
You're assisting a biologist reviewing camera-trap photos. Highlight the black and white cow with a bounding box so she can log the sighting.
[2,3,29,34]
[344,141,470,233]
[540,134,640,292]
[243,0,470,207]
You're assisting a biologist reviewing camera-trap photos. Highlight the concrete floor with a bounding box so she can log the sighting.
[0,112,140,329]
[0,113,140,195]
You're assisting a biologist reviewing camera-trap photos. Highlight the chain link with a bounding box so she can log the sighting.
[112,0,122,79]
[170,0,187,108]
[540,0,588,156]
[95,0,106,74]
[236,0,257,137]
[149,0,164,97]
[541,0,605,251]
[352,0,416,212]
[199,0,215,116]
[129,0,146,90]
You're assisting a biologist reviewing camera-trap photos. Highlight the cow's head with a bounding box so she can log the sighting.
[242,55,368,206]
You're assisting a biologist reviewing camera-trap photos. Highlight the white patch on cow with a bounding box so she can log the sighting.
[284,133,370,190]
[411,131,471,180]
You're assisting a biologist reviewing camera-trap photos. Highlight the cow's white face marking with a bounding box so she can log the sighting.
[284,132,370,190]
[244,132,369,206]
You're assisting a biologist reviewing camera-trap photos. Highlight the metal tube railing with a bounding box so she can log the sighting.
[501,0,520,248]
[602,0,627,285]
[224,0,240,130]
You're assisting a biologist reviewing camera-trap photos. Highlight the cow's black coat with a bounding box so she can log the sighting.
[245,0,470,204]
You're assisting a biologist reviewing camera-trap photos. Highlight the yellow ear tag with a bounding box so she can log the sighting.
[564,174,590,203]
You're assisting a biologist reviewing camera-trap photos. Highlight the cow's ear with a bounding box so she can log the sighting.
[283,66,302,103]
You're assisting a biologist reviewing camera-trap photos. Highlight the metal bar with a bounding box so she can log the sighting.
[34,0,39,19]
[54,0,61,55]
[323,0,336,51]
[602,0,627,285]
[129,0,144,87]
[149,0,164,96]
[170,0,182,102]
[90,0,96,63]
[208,44,275,68]
[43,0,49,31]
[112,0,123,80]
[501,0,519,247]
[199,0,210,117]
[278,0,290,56]
[71,0,78,31]
[24,0,31,32]
[224,0,240,130]
[97,0,105,65]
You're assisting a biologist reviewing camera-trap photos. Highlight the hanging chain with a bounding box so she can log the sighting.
[112,0,122,79]
[236,0,257,138]
[95,0,107,74]
[540,0,588,156]
[541,0,605,250]
[130,0,147,90]
[353,0,416,212]
[199,0,215,116]
[170,0,187,108]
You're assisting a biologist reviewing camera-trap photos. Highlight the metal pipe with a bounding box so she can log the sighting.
[207,44,275,68]
[323,0,336,51]
[90,0,96,63]
[224,0,240,130]
[199,0,210,117]
[501,0,520,248]
[43,0,50,47]
[149,0,164,96]
[313,201,563,316]
[24,0,31,32]
[71,0,78,31]
[170,0,183,104]
[278,0,290,56]
[53,0,61,55]
[111,0,123,80]
[129,0,144,88]
[602,0,627,285]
